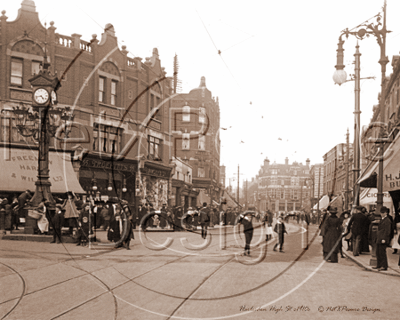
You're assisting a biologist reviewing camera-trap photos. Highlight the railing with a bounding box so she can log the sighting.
[55,34,92,53]
[79,40,92,53]
[55,34,73,48]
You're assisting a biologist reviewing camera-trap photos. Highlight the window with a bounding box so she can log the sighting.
[148,136,162,160]
[11,59,23,86]
[199,107,206,123]
[198,135,205,150]
[31,61,41,76]
[198,167,205,177]
[271,169,277,174]
[1,116,19,142]
[111,81,117,106]
[182,133,190,150]
[183,105,190,122]
[99,77,105,103]
[280,189,285,199]
[93,123,122,153]
[294,190,298,199]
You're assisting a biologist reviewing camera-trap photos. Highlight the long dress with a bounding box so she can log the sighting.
[322,214,342,262]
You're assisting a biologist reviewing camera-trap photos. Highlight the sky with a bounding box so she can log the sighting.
[4,0,400,185]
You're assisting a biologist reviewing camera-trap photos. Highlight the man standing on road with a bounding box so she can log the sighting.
[373,206,392,271]
[347,206,369,256]
[199,202,210,239]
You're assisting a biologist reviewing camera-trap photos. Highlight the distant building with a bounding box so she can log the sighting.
[171,76,222,208]
[257,157,311,212]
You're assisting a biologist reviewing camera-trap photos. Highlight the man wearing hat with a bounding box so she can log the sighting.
[199,202,211,239]
[347,205,369,257]
[373,206,392,271]
[51,204,64,244]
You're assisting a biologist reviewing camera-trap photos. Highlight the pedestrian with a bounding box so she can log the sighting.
[347,205,370,256]
[76,203,93,246]
[101,203,110,231]
[341,211,352,251]
[17,189,32,228]
[273,215,288,252]
[360,207,371,253]
[238,212,254,256]
[263,209,274,241]
[199,202,211,239]
[62,192,79,236]
[373,206,392,271]
[116,200,134,250]
[108,204,122,243]
[392,217,400,254]
[160,203,168,229]
[2,199,12,231]
[321,207,342,262]
[51,204,64,244]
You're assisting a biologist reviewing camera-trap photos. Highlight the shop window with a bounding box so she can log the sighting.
[93,123,122,154]
[111,80,117,106]
[31,61,41,76]
[11,59,23,86]
[198,135,205,150]
[99,77,105,103]
[183,105,190,122]
[148,135,162,160]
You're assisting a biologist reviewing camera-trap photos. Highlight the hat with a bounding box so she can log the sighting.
[329,207,338,214]
[354,205,365,211]
[380,206,389,213]
[188,207,193,210]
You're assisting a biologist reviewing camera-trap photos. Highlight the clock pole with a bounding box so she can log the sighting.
[28,57,60,209]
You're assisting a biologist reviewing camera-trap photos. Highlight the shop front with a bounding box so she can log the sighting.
[359,131,400,220]
[0,146,85,197]
[78,154,137,206]
[137,161,173,210]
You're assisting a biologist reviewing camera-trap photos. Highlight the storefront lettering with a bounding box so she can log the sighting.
[385,172,400,181]
[390,181,400,189]
[82,159,136,172]
[141,167,170,179]
[19,165,37,171]
[21,175,35,182]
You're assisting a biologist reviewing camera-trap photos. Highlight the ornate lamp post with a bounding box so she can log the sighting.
[11,60,74,212]
[333,1,390,211]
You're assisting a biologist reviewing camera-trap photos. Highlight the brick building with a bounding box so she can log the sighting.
[257,157,311,212]
[170,76,222,208]
[0,1,175,209]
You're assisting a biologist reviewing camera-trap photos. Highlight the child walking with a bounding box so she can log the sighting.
[273,215,288,252]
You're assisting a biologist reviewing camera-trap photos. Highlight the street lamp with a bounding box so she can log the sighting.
[333,1,390,211]
[10,63,74,211]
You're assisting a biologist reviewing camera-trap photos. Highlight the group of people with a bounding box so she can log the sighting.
[319,205,399,270]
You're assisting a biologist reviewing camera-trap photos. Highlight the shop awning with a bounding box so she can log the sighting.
[0,147,85,194]
[358,132,400,192]
[313,194,330,210]
[359,188,393,206]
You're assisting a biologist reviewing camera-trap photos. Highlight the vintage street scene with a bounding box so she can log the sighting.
[1,1,400,319]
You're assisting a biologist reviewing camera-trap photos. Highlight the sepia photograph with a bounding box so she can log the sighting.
[0,0,400,319]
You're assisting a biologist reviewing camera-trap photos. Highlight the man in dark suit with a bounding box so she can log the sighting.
[199,202,210,239]
[373,206,392,271]
[347,206,369,256]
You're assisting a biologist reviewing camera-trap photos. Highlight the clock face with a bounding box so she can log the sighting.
[33,88,49,104]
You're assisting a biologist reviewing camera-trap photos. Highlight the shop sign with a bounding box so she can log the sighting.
[141,167,171,179]
[82,158,136,172]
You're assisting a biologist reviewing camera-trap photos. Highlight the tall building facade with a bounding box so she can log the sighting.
[257,157,311,212]
[0,1,175,209]
[171,77,222,208]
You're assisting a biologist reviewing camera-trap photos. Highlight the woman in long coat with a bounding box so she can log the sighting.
[321,207,342,263]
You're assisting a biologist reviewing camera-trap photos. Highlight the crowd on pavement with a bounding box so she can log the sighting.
[318,205,400,271]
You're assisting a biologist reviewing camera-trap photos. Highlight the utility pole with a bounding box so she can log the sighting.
[300,178,303,209]
[237,164,240,204]
[245,180,248,209]
[345,129,350,210]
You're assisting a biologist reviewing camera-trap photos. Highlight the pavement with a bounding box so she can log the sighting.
[341,238,400,277]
